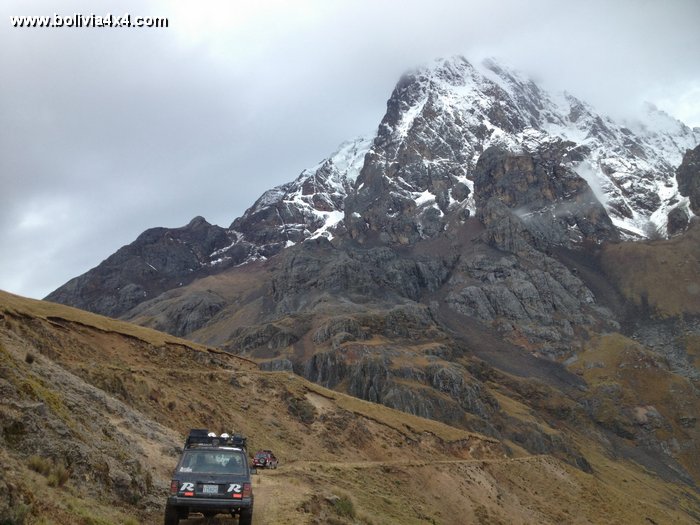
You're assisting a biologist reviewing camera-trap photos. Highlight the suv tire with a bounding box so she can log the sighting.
[239,507,253,525]
[164,503,181,525]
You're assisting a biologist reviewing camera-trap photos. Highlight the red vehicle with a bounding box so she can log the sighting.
[252,450,278,469]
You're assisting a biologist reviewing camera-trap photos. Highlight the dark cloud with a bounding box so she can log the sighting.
[1,0,698,298]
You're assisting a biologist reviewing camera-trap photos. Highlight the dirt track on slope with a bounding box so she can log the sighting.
[180,456,548,525]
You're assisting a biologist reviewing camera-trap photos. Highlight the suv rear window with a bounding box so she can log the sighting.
[178,450,246,474]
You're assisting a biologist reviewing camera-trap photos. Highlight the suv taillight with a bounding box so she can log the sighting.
[170,480,178,494]
[242,483,252,498]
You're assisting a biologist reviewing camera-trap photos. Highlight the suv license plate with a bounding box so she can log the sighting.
[203,484,219,494]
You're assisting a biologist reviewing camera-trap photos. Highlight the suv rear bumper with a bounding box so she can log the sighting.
[167,496,253,513]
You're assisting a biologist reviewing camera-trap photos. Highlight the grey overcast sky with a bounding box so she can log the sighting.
[1,0,699,300]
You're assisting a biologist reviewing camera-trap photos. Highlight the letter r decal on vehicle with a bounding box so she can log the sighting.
[180,482,195,492]
[228,483,242,493]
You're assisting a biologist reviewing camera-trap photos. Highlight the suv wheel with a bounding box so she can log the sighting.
[239,507,253,525]
[163,504,181,525]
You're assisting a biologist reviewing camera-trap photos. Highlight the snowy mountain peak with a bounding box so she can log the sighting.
[211,135,373,265]
[349,56,699,242]
[223,56,698,263]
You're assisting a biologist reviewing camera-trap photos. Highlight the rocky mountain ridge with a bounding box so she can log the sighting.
[46,56,699,319]
[44,137,372,318]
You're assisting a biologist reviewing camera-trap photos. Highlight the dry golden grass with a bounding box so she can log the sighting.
[600,224,700,317]
[490,391,559,437]
[0,289,216,353]
[569,333,700,481]
[151,266,270,346]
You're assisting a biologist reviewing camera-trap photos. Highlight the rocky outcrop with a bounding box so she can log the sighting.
[258,358,294,372]
[313,317,367,344]
[667,206,690,236]
[299,347,597,469]
[677,144,700,214]
[44,217,236,318]
[124,289,226,337]
[631,318,700,381]
[424,363,499,418]
[474,146,618,248]
[226,318,309,355]
[477,198,538,255]
[445,248,612,356]
[269,240,452,314]
[303,350,498,424]
[303,350,348,388]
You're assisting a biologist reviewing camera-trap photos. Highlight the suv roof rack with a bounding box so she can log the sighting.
[185,429,247,450]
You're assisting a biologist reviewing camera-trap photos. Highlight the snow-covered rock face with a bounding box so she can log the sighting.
[345,56,699,243]
[201,56,700,266]
[210,136,372,266]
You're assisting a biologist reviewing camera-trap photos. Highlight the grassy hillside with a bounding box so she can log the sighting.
[601,223,700,317]
[1,290,699,524]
